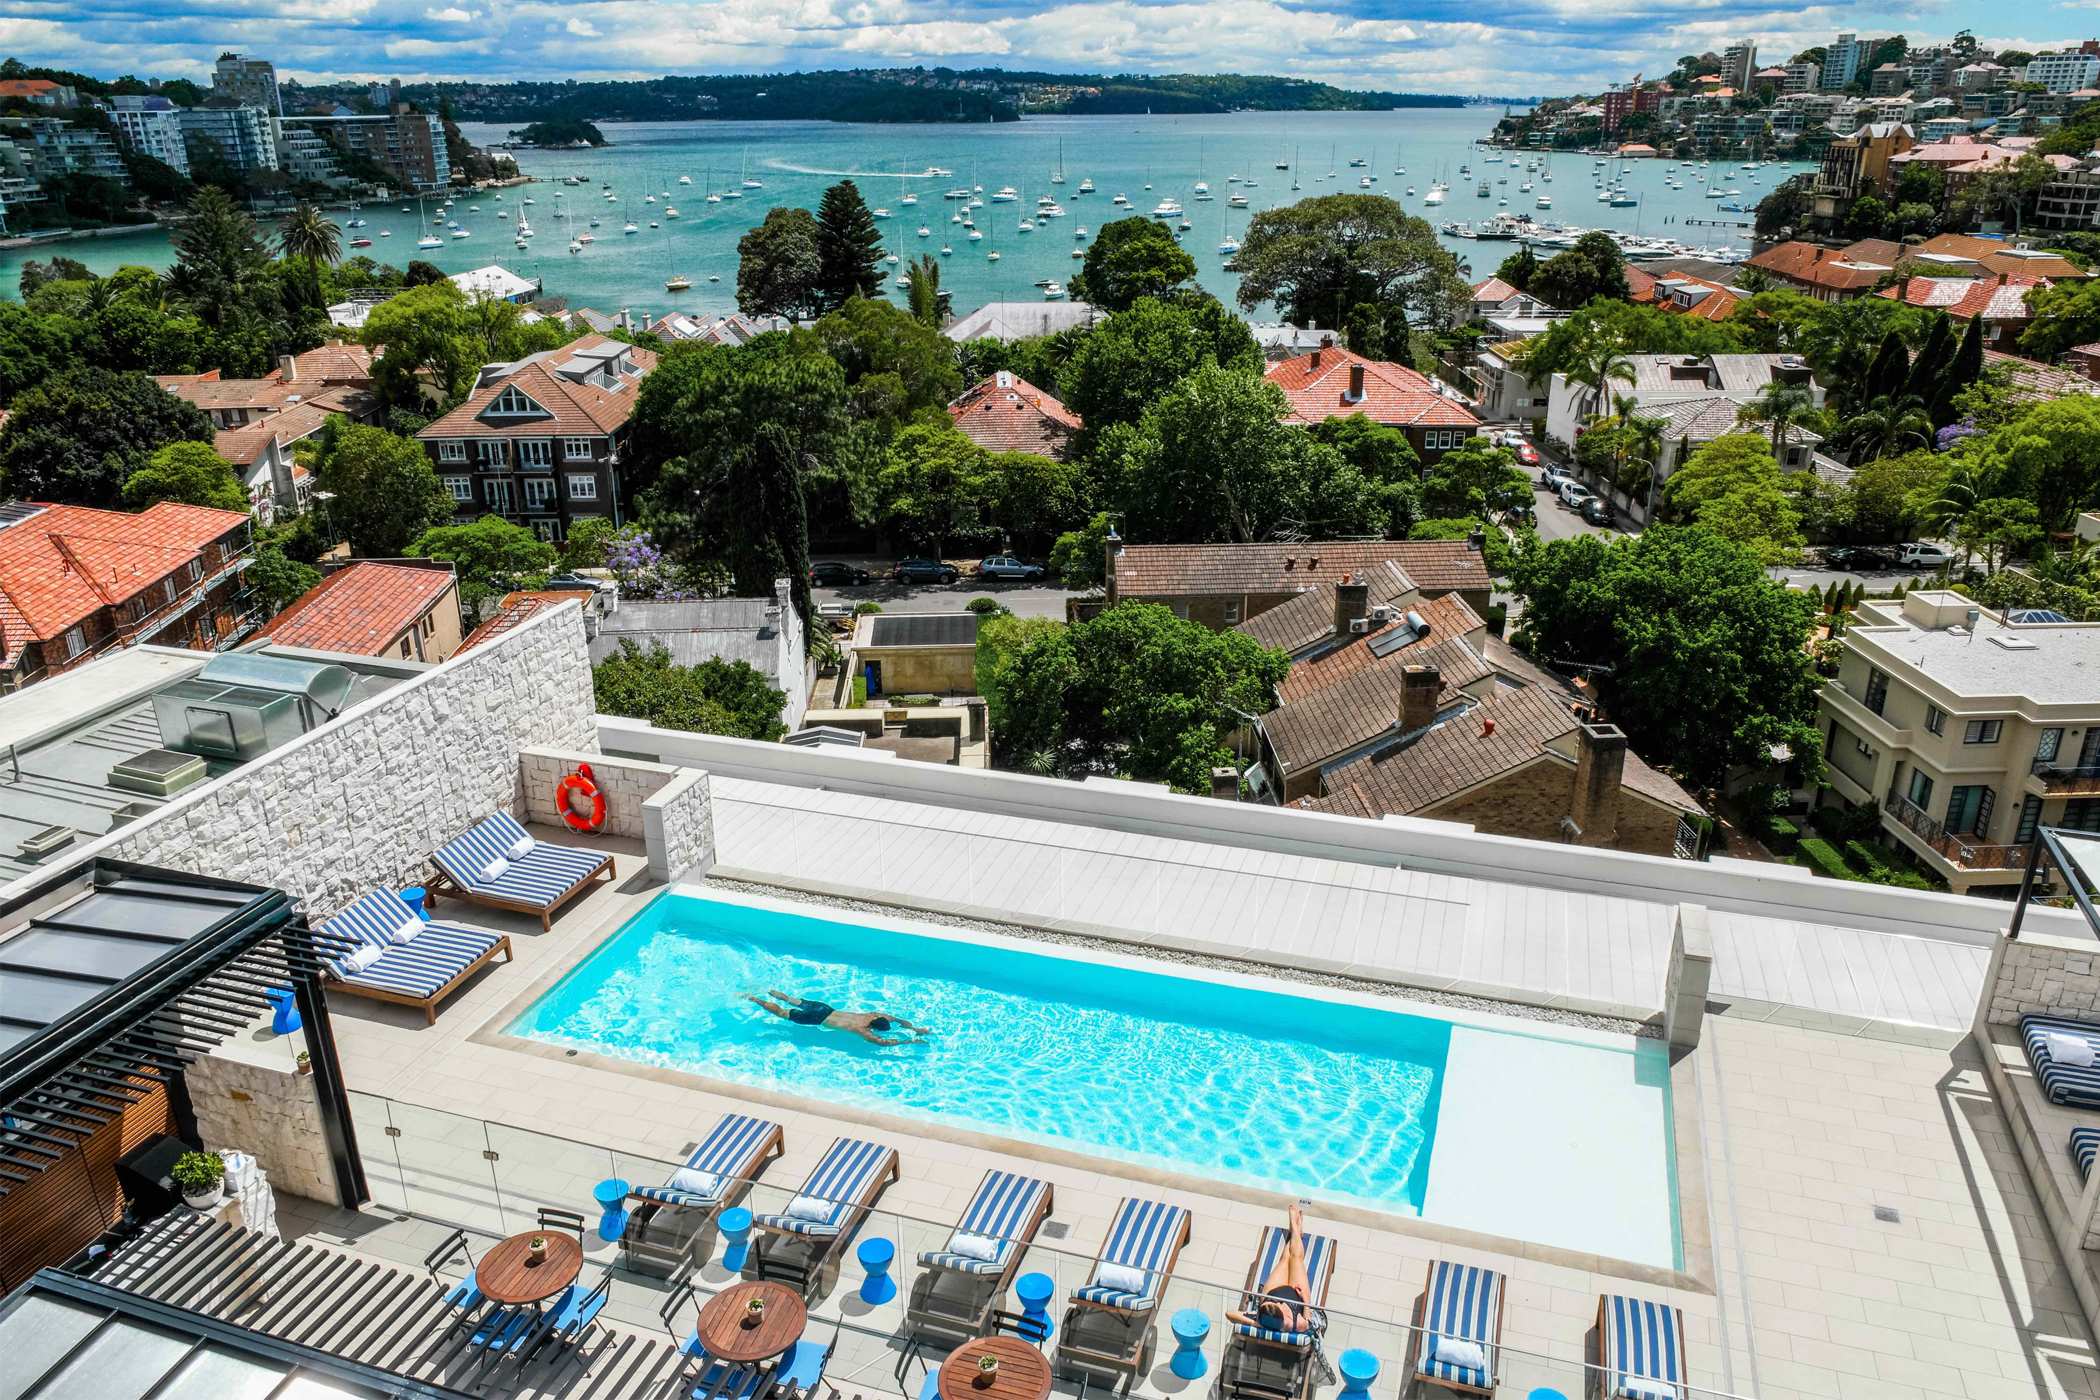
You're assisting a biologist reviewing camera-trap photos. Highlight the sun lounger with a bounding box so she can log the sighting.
[750,1136,900,1298]
[1057,1197,1193,1393]
[621,1114,784,1273]
[2074,1128,2100,1182]
[2022,1015,2100,1108]
[905,1170,1054,1337]
[1220,1223,1337,1400]
[1598,1294,1687,1400]
[320,890,511,1024]
[429,812,614,930]
[1409,1261,1504,1396]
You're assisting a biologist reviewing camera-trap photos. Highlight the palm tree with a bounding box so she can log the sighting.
[1574,337,1636,422]
[905,253,942,326]
[1841,393,1933,467]
[276,202,342,311]
[1737,379,1814,456]
[1800,300,1886,415]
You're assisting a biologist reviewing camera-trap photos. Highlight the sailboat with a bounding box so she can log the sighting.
[416,194,443,248]
[1052,139,1066,185]
[664,222,690,291]
[739,149,762,189]
[705,170,721,204]
[1194,141,1209,200]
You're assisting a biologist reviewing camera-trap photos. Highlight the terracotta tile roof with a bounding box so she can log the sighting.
[271,341,374,386]
[1234,560,1417,653]
[1263,633,1490,777]
[1624,266,1659,303]
[0,502,248,642]
[1745,241,1892,293]
[1265,348,1481,430]
[210,387,372,467]
[1912,234,2088,281]
[1880,276,1979,308]
[259,561,456,655]
[1651,275,1741,321]
[1983,349,2100,402]
[1471,276,1521,302]
[1276,592,1486,704]
[418,334,657,441]
[947,372,1083,459]
[154,375,302,411]
[1117,539,1492,599]
[456,589,594,653]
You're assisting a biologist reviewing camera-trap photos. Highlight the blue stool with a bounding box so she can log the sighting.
[857,1236,896,1304]
[1014,1271,1055,1341]
[1169,1308,1210,1380]
[1526,1391,1569,1400]
[265,986,300,1036]
[593,1179,630,1242]
[1339,1349,1379,1398]
[718,1207,753,1271]
[401,887,430,920]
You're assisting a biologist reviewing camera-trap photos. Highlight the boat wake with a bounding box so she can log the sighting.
[767,164,921,178]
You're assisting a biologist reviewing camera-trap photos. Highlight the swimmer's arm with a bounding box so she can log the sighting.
[858,1029,912,1046]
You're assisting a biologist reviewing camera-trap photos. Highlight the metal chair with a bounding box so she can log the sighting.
[989,1307,1053,1346]
[538,1206,589,1240]
[421,1228,485,1340]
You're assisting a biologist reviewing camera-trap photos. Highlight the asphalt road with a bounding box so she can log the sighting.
[1529,480,1625,543]
[813,578,1078,619]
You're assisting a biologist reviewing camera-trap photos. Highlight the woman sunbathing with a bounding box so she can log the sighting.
[744,991,931,1046]
[1227,1206,1317,1336]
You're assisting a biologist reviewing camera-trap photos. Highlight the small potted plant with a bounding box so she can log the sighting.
[527,1234,548,1262]
[172,1151,225,1210]
[743,1293,767,1325]
[974,1353,1000,1386]
[295,1051,312,1077]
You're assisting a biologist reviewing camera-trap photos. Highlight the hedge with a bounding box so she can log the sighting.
[1797,838,1857,881]
[1764,816,1800,855]
[1844,839,1933,890]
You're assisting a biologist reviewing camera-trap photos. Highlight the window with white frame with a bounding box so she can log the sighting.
[437,440,468,462]
[484,479,514,513]
[567,475,598,501]
[523,477,556,509]
[60,627,85,660]
[562,438,595,460]
[532,520,559,542]
[443,477,473,502]
[1422,429,1467,451]
[485,385,545,416]
[516,439,553,468]
[477,440,509,467]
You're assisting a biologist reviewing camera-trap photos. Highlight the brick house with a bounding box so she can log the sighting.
[258,560,464,663]
[415,334,655,543]
[0,502,256,690]
[1265,343,1484,464]
[947,372,1082,460]
[1880,273,2056,352]
[1102,539,1496,630]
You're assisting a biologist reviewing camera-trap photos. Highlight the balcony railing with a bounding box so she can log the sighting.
[1885,787,2033,871]
[2031,761,2100,795]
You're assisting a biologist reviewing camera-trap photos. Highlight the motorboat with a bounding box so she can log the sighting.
[1042,281,1066,300]
[991,187,1017,201]
[941,244,953,255]
[666,275,691,291]
[664,207,679,218]
[1078,178,1094,193]
[1018,218,1034,232]
[624,222,638,234]
[987,250,1000,260]
[1424,187,1445,205]
[918,225,931,237]
[418,233,443,248]
[679,175,692,184]
[350,237,372,248]
[901,193,917,206]
[872,207,891,219]
[968,229,983,241]
[568,239,583,254]
[1151,198,1183,218]
[1229,193,1248,208]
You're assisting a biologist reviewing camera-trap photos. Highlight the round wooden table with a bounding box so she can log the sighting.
[936,1336,1054,1400]
[478,1230,584,1306]
[696,1281,808,1365]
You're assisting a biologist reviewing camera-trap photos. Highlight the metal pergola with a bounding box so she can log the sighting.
[2007,827,2100,942]
[0,858,367,1209]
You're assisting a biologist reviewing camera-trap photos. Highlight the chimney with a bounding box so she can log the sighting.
[1210,767,1241,801]
[1400,664,1441,735]
[1569,722,1628,848]
[616,309,631,330]
[1348,363,1365,399]
[1103,521,1122,606]
[1480,717,1497,737]
[278,354,297,382]
[1332,575,1370,635]
[1321,334,1335,348]
[1310,347,1322,371]
[1467,528,1486,552]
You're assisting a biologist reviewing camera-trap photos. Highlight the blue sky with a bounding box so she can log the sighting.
[0,3,2080,96]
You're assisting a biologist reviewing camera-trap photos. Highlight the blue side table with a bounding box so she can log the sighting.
[265,986,301,1036]
[1339,1348,1380,1398]
[858,1236,897,1304]
[593,1179,630,1242]
[1015,1271,1055,1342]
[401,887,430,920]
[1526,1390,1569,1400]
[1169,1309,1210,1380]
[718,1206,754,1271]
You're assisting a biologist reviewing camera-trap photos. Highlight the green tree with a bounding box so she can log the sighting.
[1232,194,1468,329]
[0,301,80,407]
[1510,525,1824,786]
[562,516,618,569]
[975,613,1066,740]
[1058,296,1261,446]
[1965,394,2100,528]
[1308,413,1422,533]
[994,601,1289,792]
[1661,433,1804,565]
[408,515,558,623]
[1528,231,1632,310]
[361,281,479,410]
[813,180,884,311]
[1736,378,1816,456]
[906,253,942,326]
[982,448,1088,549]
[1932,313,1985,427]
[311,419,455,556]
[0,367,212,508]
[2018,277,2100,361]
[246,544,322,615]
[1962,497,2042,573]
[1901,313,1952,405]
[811,296,963,426]
[1841,393,1934,466]
[168,186,275,333]
[878,420,994,553]
[1847,449,1941,541]
[1845,195,1887,241]
[1864,331,1909,403]
[1421,436,1532,519]
[276,202,341,311]
[592,637,787,740]
[1068,216,1199,312]
[1049,512,1117,589]
[122,440,248,512]
[1494,244,1538,293]
[736,207,825,321]
[1342,300,1410,361]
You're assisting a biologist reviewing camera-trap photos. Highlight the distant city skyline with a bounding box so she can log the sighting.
[4,9,2091,97]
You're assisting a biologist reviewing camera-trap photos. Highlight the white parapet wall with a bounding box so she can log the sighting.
[520,745,714,882]
[3,603,599,917]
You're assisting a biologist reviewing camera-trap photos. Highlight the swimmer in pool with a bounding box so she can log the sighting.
[743,990,932,1046]
[1226,1205,1318,1337]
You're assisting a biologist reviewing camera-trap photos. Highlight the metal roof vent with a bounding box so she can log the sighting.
[19,825,77,858]
[108,748,210,798]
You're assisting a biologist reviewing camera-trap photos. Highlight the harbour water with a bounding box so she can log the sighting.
[2,108,1810,323]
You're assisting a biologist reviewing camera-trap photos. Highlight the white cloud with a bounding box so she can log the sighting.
[424,7,481,20]
[566,16,599,34]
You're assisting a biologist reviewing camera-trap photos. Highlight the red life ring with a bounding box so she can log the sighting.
[557,763,607,833]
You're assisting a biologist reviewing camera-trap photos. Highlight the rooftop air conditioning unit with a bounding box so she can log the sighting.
[1369,605,1397,623]
[108,748,209,798]
[1349,617,1372,634]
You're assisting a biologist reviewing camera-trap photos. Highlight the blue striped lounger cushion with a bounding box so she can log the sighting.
[1411,1261,1502,1390]
[2075,1128,2100,1183]
[321,891,502,997]
[2022,1015,2100,1108]
[436,813,604,908]
[1071,1198,1189,1311]
[752,1138,894,1237]
[1234,1226,1335,1347]
[633,1113,781,1208]
[1601,1295,1685,1400]
[919,1171,1050,1275]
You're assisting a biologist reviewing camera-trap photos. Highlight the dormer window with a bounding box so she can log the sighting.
[485,385,546,417]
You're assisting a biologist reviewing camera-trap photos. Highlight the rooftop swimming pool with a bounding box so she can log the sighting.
[507,890,1680,1267]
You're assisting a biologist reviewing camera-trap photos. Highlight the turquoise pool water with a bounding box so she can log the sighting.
[508,892,1677,1258]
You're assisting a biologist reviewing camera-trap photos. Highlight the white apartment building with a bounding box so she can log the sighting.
[178,105,278,174]
[1719,42,1758,92]
[1782,62,1821,94]
[104,95,189,176]
[211,52,281,117]
[2026,51,2100,94]
[1821,32,1868,90]
[270,118,344,186]
[1819,589,2100,894]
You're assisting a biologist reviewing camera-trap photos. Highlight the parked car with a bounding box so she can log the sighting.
[1822,546,1892,572]
[978,554,1045,581]
[1580,496,1615,527]
[1894,542,1956,568]
[1514,443,1540,466]
[892,556,961,584]
[1541,465,1573,490]
[810,561,871,587]
[1559,481,1595,508]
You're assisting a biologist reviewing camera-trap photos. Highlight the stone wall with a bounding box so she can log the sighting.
[186,1052,338,1205]
[520,746,680,840]
[86,603,597,918]
[644,768,715,881]
[1981,929,2100,1026]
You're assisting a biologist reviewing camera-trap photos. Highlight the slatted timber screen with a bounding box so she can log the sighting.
[0,1079,172,1290]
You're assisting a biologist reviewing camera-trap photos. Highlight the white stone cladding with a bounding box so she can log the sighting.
[644,768,715,881]
[186,1052,335,1205]
[1984,930,2100,1026]
[520,745,715,880]
[88,603,597,918]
